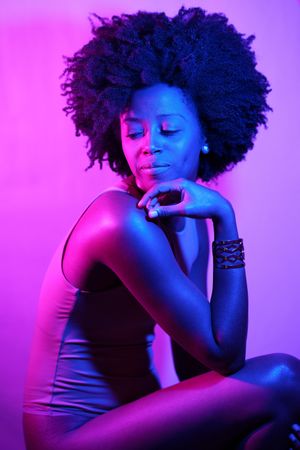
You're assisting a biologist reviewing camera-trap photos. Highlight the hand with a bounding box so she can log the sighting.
[137,178,230,221]
[289,423,300,449]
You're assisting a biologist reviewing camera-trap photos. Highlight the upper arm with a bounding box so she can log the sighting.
[90,192,224,371]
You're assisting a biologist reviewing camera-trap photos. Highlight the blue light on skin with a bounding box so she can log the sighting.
[119,83,206,195]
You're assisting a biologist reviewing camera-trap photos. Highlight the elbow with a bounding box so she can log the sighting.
[190,338,247,376]
[210,337,247,376]
[206,349,246,376]
[216,357,245,376]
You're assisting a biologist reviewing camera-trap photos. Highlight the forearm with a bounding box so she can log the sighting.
[210,202,248,372]
[138,179,248,372]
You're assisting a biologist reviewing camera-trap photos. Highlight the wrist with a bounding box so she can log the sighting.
[213,201,239,241]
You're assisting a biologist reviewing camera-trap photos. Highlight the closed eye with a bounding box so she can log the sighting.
[126,132,144,139]
[126,130,180,139]
[161,130,180,135]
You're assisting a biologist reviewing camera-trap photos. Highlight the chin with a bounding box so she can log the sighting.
[136,171,181,191]
[135,177,153,193]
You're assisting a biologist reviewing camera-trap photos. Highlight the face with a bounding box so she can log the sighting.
[120,83,205,192]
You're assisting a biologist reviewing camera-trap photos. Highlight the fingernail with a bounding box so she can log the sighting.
[148,210,158,218]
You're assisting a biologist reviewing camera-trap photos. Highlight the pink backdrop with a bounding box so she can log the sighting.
[1,1,299,449]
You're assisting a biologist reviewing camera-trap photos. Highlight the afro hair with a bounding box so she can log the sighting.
[61,6,271,181]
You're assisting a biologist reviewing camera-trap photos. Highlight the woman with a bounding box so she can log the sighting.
[23,7,300,449]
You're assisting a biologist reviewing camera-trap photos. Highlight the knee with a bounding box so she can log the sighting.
[250,353,300,405]
[237,353,300,401]
[261,353,299,388]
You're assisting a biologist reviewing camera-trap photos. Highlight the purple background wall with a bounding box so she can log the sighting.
[1,1,299,449]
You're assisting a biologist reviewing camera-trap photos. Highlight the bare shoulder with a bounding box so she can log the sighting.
[91,187,171,258]
[90,187,149,230]
[76,176,142,227]
[61,186,158,290]
[84,175,144,225]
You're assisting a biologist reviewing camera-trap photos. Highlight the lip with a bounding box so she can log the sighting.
[139,162,170,169]
[140,164,170,175]
[140,160,170,175]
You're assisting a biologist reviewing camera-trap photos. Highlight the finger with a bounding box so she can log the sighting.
[292,424,300,438]
[146,197,159,210]
[148,203,185,219]
[137,182,183,208]
[289,433,300,449]
[152,198,159,208]
[138,186,173,208]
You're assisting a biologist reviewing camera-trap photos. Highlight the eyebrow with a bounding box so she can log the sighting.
[123,114,186,122]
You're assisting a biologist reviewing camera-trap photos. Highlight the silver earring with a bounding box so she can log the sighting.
[202,144,209,154]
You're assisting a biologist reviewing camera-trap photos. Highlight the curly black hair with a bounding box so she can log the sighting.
[61,6,271,182]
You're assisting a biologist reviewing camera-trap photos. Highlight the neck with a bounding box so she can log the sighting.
[121,175,145,199]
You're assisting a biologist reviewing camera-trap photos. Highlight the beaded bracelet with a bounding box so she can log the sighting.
[212,238,245,269]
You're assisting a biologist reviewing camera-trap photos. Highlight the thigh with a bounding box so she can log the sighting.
[23,412,93,450]
[23,353,300,450]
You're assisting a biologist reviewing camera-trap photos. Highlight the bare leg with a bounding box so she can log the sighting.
[23,353,300,450]
[231,354,300,449]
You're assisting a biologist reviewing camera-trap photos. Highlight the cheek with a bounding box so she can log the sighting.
[122,143,137,173]
[120,125,132,162]
[176,136,201,165]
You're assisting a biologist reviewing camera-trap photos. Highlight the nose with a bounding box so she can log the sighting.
[142,144,162,155]
[142,130,162,155]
